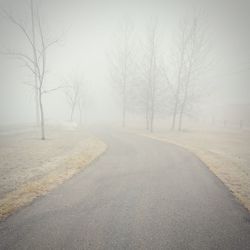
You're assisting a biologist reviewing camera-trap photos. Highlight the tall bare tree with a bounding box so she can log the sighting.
[142,19,161,132]
[179,17,209,131]
[1,0,60,139]
[171,21,190,130]
[109,20,135,127]
[171,15,209,131]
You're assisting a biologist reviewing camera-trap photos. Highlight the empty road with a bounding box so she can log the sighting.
[0,130,250,249]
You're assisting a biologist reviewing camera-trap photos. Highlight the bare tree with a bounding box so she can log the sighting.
[109,20,135,127]
[170,15,209,131]
[178,17,209,131]
[78,79,89,126]
[142,19,161,132]
[171,22,190,130]
[1,0,60,139]
[78,90,87,126]
[64,77,88,125]
[65,80,81,122]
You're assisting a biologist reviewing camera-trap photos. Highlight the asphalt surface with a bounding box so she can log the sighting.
[0,129,250,250]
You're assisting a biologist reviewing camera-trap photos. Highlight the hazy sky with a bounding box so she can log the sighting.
[0,0,249,125]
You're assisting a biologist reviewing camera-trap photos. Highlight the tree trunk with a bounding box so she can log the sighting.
[35,86,40,125]
[70,104,76,122]
[150,94,155,133]
[31,0,40,126]
[122,104,126,128]
[172,39,186,130]
[150,110,154,133]
[145,100,150,130]
[178,103,184,131]
[79,105,82,126]
[178,61,192,131]
[172,100,178,130]
[178,83,188,131]
[122,86,126,128]
[38,89,45,140]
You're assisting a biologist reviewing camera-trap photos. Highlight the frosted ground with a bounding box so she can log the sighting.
[136,127,250,211]
[0,125,106,219]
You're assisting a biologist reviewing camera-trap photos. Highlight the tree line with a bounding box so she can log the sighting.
[110,15,210,132]
[1,0,210,139]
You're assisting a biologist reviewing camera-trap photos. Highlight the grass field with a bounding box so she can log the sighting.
[135,127,250,211]
[0,126,107,220]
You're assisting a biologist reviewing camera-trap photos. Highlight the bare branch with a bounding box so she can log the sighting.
[1,7,35,50]
[22,81,36,89]
[36,9,46,86]
[0,50,36,66]
[42,85,64,94]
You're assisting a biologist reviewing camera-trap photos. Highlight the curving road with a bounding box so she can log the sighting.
[0,130,250,249]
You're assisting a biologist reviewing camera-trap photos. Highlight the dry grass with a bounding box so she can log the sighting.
[0,134,107,220]
[136,129,250,212]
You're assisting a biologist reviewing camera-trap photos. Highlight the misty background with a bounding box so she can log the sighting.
[0,0,250,129]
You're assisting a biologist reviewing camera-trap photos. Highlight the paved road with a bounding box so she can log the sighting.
[0,130,250,250]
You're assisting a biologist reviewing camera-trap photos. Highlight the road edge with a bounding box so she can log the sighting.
[135,132,250,213]
[0,137,107,221]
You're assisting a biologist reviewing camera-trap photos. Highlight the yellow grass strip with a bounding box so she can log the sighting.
[0,138,107,220]
[139,133,250,212]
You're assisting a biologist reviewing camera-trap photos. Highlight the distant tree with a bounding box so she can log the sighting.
[142,19,162,132]
[1,0,61,139]
[64,77,88,125]
[78,91,86,125]
[65,79,81,122]
[109,19,135,127]
[77,80,89,126]
[171,15,209,131]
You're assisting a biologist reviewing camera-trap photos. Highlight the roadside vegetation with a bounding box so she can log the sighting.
[0,127,107,220]
[136,127,250,211]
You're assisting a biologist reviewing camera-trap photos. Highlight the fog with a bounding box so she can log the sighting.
[1,0,250,244]
[0,0,250,128]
